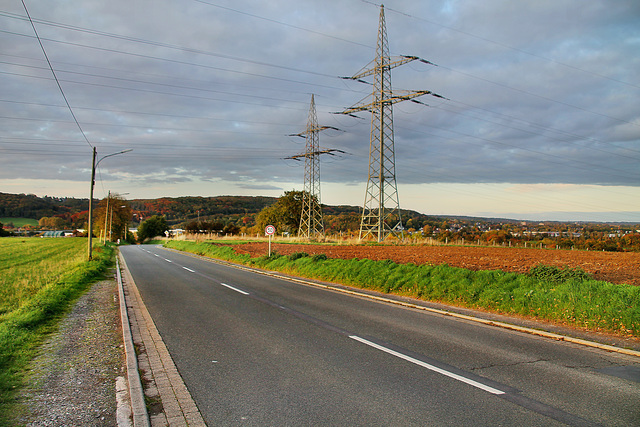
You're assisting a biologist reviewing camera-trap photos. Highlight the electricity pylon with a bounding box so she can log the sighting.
[338,5,444,242]
[286,94,343,239]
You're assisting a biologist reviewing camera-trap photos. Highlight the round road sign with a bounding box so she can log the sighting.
[265,225,276,235]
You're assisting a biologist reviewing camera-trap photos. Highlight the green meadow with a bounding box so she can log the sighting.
[0,238,113,422]
[165,240,640,338]
[0,218,38,228]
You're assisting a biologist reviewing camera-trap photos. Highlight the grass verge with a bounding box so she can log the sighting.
[165,240,640,337]
[0,239,114,423]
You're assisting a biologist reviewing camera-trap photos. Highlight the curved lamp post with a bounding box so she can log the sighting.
[88,147,132,260]
[103,192,129,245]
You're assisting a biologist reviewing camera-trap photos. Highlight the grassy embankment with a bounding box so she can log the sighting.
[165,240,640,337]
[0,238,114,422]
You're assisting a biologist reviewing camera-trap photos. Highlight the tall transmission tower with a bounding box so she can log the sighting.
[338,5,444,242]
[286,94,343,239]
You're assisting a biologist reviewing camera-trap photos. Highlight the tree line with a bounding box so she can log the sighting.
[2,191,638,250]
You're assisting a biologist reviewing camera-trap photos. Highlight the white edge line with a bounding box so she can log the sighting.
[182,267,195,273]
[220,282,249,295]
[349,335,505,395]
[161,247,640,359]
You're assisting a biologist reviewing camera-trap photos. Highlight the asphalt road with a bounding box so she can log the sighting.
[120,244,640,426]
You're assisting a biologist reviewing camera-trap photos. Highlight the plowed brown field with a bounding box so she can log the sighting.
[227,243,640,286]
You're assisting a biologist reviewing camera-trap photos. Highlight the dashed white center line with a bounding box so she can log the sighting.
[164,259,172,263]
[220,283,249,295]
[349,335,505,395]
[182,267,195,273]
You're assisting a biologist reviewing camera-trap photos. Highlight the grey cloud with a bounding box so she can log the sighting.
[1,0,638,197]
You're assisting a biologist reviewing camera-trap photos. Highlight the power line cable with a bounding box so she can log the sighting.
[404,101,640,162]
[19,1,93,149]
[193,0,374,51]
[3,10,637,130]
[2,11,338,79]
[0,53,353,97]
[434,64,640,129]
[3,68,636,184]
[358,0,640,90]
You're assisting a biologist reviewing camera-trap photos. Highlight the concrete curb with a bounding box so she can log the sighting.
[116,376,133,427]
[118,252,206,426]
[117,257,150,427]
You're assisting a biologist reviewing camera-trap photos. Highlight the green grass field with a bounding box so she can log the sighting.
[0,237,114,423]
[165,240,640,337]
[0,218,38,228]
[0,238,87,318]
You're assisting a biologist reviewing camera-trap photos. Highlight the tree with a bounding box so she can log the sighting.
[254,191,305,235]
[38,216,67,229]
[94,194,132,242]
[137,215,169,243]
[223,223,240,235]
[184,220,224,234]
[185,221,200,234]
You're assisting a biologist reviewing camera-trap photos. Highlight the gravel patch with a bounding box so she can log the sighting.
[12,275,125,426]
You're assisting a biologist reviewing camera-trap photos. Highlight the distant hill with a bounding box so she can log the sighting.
[128,195,278,225]
[0,191,562,227]
[3,192,633,231]
[0,192,433,229]
[0,192,279,226]
[0,192,87,219]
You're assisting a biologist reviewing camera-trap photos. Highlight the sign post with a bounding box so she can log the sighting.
[265,225,275,257]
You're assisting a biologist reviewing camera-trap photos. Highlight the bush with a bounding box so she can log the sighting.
[528,264,592,284]
[288,252,309,261]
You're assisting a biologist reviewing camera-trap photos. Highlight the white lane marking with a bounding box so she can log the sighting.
[349,335,505,395]
[182,267,195,272]
[164,259,172,263]
[220,283,249,295]
[153,253,160,257]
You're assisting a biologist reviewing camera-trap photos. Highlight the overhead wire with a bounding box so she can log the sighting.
[19,1,93,149]
[193,0,375,51]
[1,11,339,79]
[3,9,636,131]
[2,3,638,217]
[359,0,640,91]
[0,53,352,99]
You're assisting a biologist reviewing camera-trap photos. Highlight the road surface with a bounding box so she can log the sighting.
[120,244,640,426]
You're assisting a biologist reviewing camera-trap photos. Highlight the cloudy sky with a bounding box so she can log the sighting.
[1,0,639,222]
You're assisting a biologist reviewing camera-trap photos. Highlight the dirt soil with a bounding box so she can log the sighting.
[227,242,640,286]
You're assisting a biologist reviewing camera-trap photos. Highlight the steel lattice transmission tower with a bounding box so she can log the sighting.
[338,5,443,242]
[286,95,343,239]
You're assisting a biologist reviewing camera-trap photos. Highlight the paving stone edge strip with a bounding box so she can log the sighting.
[117,255,150,427]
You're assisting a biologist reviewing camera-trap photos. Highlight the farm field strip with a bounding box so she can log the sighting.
[0,238,86,316]
[0,237,114,421]
[228,242,640,286]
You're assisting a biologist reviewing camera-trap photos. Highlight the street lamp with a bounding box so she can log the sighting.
[103,192,129,245]
[108,204,128,244]
[88,147,132,260]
